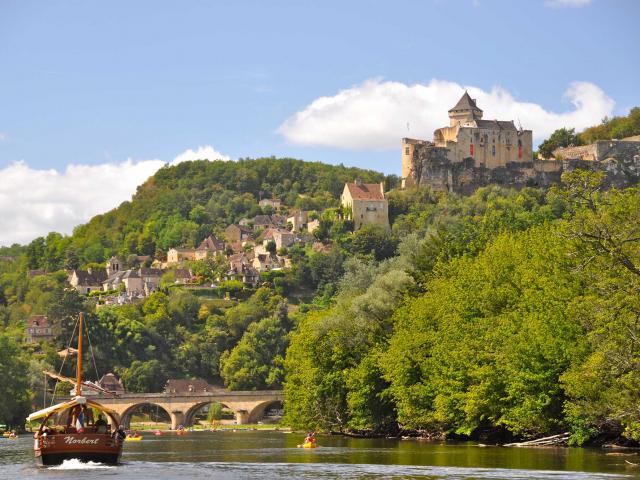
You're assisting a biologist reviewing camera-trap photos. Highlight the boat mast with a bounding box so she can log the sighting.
[75,312,83,397]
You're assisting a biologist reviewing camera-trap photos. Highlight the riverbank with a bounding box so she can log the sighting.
[128,422,292,432]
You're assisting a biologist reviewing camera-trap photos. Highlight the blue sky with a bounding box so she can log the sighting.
[0,0,638,244]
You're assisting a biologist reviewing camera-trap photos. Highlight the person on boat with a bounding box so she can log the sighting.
[95,414,108,434]
[304,432,316,445]
[114,426,127,441]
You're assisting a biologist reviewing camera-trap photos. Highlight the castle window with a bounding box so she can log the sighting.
[492,145,496,156]
[405,147,410,155]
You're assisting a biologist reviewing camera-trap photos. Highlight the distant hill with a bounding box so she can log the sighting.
[23,157,396,270]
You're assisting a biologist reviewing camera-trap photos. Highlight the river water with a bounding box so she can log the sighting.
[1,431,639,479]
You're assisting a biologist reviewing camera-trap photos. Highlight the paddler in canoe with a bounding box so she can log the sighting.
[298,431,317,448]
[125,431,142,441]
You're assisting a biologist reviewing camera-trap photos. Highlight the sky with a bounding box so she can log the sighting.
[0,0,638,245]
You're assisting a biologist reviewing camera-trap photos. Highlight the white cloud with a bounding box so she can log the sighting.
[0,133,7,141]
[544,0,591,7]
[277,79,614,149]
[0,145,230,246]
[172,145,230,164]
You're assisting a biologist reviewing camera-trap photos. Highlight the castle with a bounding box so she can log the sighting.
[401,93,640,193]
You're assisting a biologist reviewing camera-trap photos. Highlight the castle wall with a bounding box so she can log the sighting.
[595,140,640,162]
[553,144,597,160]
[406,141,640,194]
[431,126,533,171]
[553,140,640,163]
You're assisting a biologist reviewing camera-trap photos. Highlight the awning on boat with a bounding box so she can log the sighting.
[26,396,119,422]
[43,370,117,396]
[26,397,84,422]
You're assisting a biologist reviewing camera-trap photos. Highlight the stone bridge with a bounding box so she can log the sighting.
[91,390,284,429]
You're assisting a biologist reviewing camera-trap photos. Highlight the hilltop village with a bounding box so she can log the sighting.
[23,180,390,317]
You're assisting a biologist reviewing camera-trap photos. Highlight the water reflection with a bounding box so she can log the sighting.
[0,431,637,480]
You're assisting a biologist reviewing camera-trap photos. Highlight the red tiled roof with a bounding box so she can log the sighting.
[27,314,49,328]
[345,182,385,200]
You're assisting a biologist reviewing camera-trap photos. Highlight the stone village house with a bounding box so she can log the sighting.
[341,181,389,230]
[67,268,108,294]
[25,314,55,343]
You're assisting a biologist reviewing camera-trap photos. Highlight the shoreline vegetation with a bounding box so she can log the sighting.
[1,149,640,447]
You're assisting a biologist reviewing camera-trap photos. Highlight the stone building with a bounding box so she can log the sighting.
[195,235,225,260]
[26,315,54,343]
[102,267,162,296]
[226,253,259,285]
[98,373,126,394]
[401,93,640,193]
[341,181,389,230]
[106,256,121,276]
[167,248,197,265]
[67,268,108,294]
[225,224,252,244]
[259,198,281,209]
[286,210,309,232]
[402,92,533,190]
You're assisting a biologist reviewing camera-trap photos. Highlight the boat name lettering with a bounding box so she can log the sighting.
[63,436,100,445]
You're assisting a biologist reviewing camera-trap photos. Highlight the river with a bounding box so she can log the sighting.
[1,431,639,479]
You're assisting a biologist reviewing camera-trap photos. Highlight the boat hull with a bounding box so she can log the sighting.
[35,433,123,466]
[38,451,121,466]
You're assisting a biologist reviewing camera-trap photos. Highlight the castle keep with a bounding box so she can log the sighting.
[401,93,640,193]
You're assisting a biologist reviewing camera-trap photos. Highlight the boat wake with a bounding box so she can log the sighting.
[48,458,114,470]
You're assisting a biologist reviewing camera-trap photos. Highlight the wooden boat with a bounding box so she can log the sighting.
[27,313,125,466]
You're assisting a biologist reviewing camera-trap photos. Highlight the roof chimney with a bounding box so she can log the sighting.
[354,179,363,186]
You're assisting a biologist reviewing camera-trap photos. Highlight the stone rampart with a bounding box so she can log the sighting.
[408,141,640,194]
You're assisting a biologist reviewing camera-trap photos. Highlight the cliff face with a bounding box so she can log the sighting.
[407,141,640,194]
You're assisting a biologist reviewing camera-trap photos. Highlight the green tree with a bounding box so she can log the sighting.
[120,360,167,393]
[220,315,288,390]
[0,333,32,428]
[538,128,581,159]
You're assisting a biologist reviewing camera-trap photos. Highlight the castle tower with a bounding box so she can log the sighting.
[448,91,483,127]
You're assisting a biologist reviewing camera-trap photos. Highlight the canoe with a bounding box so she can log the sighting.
[125,435,142,442]
[300,442,317,448]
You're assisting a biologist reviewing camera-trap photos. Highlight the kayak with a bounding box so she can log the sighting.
[300,442,317,448]
[125,435,143,442]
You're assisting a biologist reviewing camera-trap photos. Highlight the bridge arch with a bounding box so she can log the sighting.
[248,399,284,424]
[184,401,236,428]
[120,402,171,429]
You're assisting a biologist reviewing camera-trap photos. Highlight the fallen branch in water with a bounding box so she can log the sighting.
[504,433,570,447]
